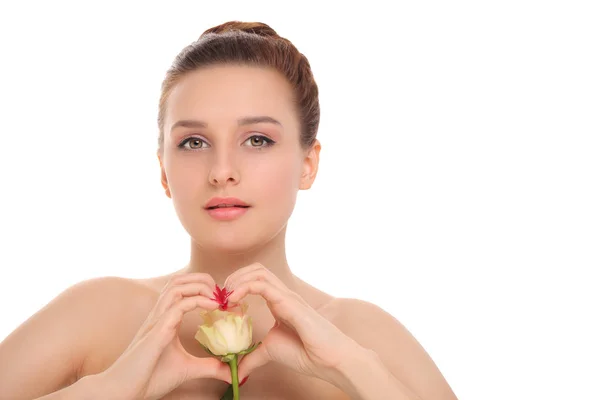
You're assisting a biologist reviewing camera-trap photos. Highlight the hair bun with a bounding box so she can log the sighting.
[201,21,280,39]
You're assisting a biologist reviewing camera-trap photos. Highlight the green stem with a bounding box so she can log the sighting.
[228,354,240,400]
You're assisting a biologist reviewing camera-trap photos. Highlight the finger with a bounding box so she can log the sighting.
[223,262,263,283]
[154,281,217,316]
[137,281,216,340]
[223,262,271,289]
[225,263,288,293]
[237,342,271,381]
[161,272,216,294]
[185,354,232,382]
[228,280,315,337]
[228,280,285,306]
[156,295,219,341]
[126,295,221,381]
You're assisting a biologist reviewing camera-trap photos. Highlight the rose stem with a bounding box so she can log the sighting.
[229,354,240,400]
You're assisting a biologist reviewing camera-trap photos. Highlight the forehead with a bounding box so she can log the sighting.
[165,65,297,130]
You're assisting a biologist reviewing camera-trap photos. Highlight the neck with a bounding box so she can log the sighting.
[180,226,297,292]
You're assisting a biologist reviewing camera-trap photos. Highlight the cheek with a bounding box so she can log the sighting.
[165,158,207,197]
[250,156,300,198]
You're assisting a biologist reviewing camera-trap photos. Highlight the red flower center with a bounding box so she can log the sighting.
[210,284,234,311]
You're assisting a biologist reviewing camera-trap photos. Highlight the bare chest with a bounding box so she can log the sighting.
[160,369,350,399]
[83,332,349,399]
[79,280,349,399]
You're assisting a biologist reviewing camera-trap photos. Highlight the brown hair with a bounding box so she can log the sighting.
[157,21,320,153]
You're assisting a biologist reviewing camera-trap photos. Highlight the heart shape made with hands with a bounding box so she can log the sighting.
[196,262,358,391]
[221,263,350,381]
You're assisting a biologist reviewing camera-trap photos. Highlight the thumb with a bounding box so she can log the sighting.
[237,342,271,381]
[185,354,231,383]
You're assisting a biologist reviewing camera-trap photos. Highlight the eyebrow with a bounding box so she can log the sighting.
[170,116,282,132]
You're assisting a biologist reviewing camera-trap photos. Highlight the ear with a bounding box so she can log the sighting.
[157,151,172,198]
[299,139,321,190]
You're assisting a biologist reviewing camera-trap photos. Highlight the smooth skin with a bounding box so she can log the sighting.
[0,65,457,400]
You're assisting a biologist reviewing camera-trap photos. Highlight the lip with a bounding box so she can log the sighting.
[206,206,249,221]
[204,197,250,209]
[204,196,250,221]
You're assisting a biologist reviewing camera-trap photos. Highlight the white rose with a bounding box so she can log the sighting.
[195,308,253,356]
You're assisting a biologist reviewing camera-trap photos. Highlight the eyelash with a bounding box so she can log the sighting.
[177,135,276,151]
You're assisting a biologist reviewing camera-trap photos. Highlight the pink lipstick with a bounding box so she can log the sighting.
[204,196,250,221]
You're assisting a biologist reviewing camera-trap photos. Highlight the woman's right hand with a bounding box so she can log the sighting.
[96,272,231,400]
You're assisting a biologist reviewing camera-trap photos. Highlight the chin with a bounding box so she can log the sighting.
[181,208,290,254]
[191,228,268,255]
[203,240,258,255]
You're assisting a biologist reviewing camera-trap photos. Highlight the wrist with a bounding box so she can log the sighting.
[320,341,377,396]
[81,372,131,400]
[327,344,420,400]
[336,345,379,395]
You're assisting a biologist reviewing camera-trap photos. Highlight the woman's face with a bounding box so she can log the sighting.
[159,65,319,253]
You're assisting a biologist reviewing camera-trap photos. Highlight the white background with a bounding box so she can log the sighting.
[0,1,598,399]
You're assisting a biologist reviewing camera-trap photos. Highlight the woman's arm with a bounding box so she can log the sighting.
[0,278,124,400]
[323,299,458,400]
[33,373,110,400]
[328,345,421,400]
[225,263,457,400]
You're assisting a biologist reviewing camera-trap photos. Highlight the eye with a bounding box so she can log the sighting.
[178,137,208,150]
[244,135,276,148]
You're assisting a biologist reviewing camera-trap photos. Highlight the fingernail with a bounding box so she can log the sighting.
[240,376,249,386]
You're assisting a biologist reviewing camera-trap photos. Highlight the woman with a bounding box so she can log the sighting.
[0,21,457,400]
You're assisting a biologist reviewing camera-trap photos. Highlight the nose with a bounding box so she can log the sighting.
[208,150,240,187]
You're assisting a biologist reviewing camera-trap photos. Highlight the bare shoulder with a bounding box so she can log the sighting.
[47,275,159,374]
[61,275,158,328]
[73,274,157,309]
[0,276,155,399]
[316,297,414,349]
[319,298,458,400]
[318,297,414,344]
[69,276,160,374]
[58,276,158,362]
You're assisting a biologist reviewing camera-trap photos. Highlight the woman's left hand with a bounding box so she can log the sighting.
[223,262,361,383]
